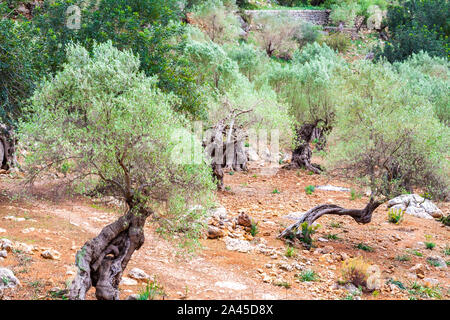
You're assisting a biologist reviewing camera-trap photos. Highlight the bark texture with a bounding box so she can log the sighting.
[0,123,17,170]
[284,122,325,174]
[204,109,252,190]
[279,199,382,242]
[69,199,152,300]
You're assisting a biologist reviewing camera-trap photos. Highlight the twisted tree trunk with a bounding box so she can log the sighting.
[278,198,382,242]
[69,198,152,300]
[0,123,17,171]
[284,123,324,174]
[204,108,252,189]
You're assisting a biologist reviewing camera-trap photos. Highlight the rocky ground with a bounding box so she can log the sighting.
[0,160,448,300]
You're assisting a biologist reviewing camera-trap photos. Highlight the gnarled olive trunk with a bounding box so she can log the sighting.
[0,124,17,171]
[284,123,324,174]
[69,199,152,300]
[278,198,382,242]
[204,109,251,190]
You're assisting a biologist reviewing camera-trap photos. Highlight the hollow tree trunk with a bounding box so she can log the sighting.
[69,199,152,300]
[284,123,323,174]
[278,199,382,242]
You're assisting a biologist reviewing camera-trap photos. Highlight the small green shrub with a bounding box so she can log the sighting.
[387,208,404,224]
[395,254,411,262]
[305,185,315,195]
[285,245,296,258]
[444,245,450,256]
[321,33,352,53]
[356,243,374,252]
[439,215,450,226]
[407,249,423,257]
[299,221,320,246]
[427,259,441,267]
[387,278,406,290]
[297,269,318,282]
[424,235,435,250]
[272,188,281,194]
[326,233,340,240]
[250,221,259,237]
[274,280,291,289]
[330,221,342,228]
[137,278,165,300]
[408,281,442,300]
[350,189,362,201]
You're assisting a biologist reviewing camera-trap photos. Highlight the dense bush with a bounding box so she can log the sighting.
[295,22,323,48]
[225,42,269,81]
[248,12,299,58]
[394,52,449,124]
[188,0,242,44]
[32,0,207,119]
[0,6,46,124]
[320,32,352,52]
[329,1,360,27]
[327,61,449,200]
[324,0,388,18]
[184,39,241,92]
[263,43,347,133]
[378,0,449,62]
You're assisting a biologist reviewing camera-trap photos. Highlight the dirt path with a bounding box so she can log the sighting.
[0,164,448,300]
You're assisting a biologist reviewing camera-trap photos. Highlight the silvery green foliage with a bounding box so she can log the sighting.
[394,52,449,125]
[366,5,383,30]
[184,39,241,93]
[263,43,349,128]
[248,12,299,58]
[225,42,269,82]
[326,60,449,200]
[330,1,360,27]
[19,42,215,249]
[190,0,242,44]
[184,38,293,147]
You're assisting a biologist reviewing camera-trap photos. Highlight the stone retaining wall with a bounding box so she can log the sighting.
[244,9,331,25]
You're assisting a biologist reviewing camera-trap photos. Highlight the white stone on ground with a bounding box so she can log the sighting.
[388,194,443,219]
[315,185,351,192]
[214,281,248,291]
[224,238,254,253]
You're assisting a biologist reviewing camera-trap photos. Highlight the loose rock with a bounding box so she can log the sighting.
[128,268,150,281]
[237,212,252,228]
[207,226,225,239]
[0,268,20,290]
[41,249,61,260]
[388,194,443,219]
[426,256,447,269]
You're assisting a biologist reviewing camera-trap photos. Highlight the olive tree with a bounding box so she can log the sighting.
[183,37,293,188]
[248,12,299,58]
[265,43,348,173]
[18,42,215,300]
[279,61,449,243]
[394,52,449,125]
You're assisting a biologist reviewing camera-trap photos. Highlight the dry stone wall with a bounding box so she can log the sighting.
[244,9,331,25]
